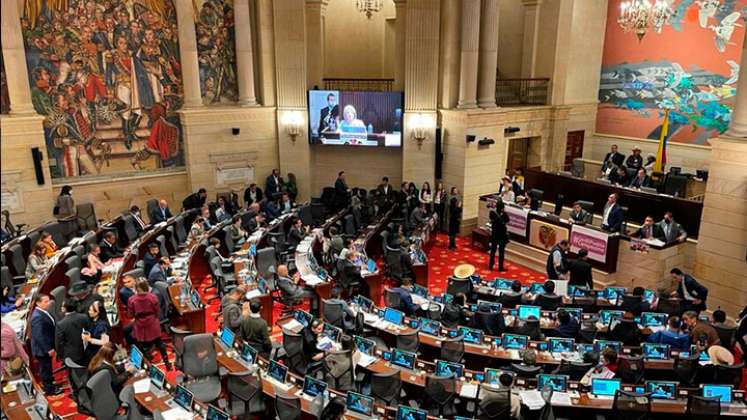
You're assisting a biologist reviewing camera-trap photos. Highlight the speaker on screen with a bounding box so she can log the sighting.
[31,147,45,185]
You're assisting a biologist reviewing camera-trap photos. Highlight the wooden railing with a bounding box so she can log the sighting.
[495,78,550,106]
[323,78,395,92]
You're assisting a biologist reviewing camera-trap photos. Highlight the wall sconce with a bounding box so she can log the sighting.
[410,113,432,147]
[282,111,304,141]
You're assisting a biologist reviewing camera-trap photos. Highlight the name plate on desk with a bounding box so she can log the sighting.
[505,205,529,237]
[570,225,609,263]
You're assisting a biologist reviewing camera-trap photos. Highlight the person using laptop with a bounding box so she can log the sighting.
[498,280,525,308]
[581,348,617,386]
[441,293,470,329]
[303,319,326,375]
[480,372,520,419]
[608,312,643,346]
[647,316,690,351]
[390,278,421,316]
[552,310,580,339]
[239,299,272,358]
[87,342,134,397]
[513,315,542,341]
[277,264,320,314]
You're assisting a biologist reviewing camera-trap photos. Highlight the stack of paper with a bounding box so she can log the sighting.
[459,383,478,398]
[519,390,546,410]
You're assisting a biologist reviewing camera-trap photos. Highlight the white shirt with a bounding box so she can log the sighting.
[602,203,613,226]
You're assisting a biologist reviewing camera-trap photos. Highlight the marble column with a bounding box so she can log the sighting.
[234,0,258,106]
[1,0,35,114]
[306,0,328,89]
[521,0,542,78]
[726,31,747,137]
[477,0,499,108]
[174,0,203,108]
[393,0,407,91]
[439,0,461,109]
[257,0,277,106]
[457,0,481,109]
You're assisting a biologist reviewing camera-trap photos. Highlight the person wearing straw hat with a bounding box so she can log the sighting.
[453,264,476,279]
[625,146,643,170]
[708,345,734,366]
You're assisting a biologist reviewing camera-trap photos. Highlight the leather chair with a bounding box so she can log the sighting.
[182,334,222,403]
[440,337,464,363]
[85,370,125,419]
[227,369,265,418]
[613,390,651,420]
[423,375,457,417]
[371,370,402,406]
[396,330,420,353]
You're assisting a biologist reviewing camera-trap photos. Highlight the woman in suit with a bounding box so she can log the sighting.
[83,301,111,361]
[87,342,133,396]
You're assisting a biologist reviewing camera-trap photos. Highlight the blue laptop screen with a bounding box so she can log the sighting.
[529,283,545,294]
[367,259,377,273]
[591,378,621,396]
[391,348,416,370]
[294,310,313,327]
[346,392,374,416]
[206,405,229,420]
[518,305,541,320]
[646,381,677,399]
[384,307,404,326]
[702,384,732,403]
[419,318,440,335]
[599,310,624,325]
[642,343,670,360]
[549,338,574,353]
[435,360,464,378]
[220,328,235,348]
[485,368,513,386]
[458,326,483,344]
[268,360,288,383]
[396,405,427,420]
[538,374,568,392]
[302,376,327,397]
[593,340,623,353]
[173,385,193,411]
[354,335,376,355]
[130,346,144,370]
[641,312,668,327]
[241,344,258,364]
[149,365,165,388]
[568,285,589,297]
[413,284,429,298]
[495,279,514,290]
[502,334,529,350]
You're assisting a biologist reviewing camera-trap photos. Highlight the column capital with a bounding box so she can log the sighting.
[521,0,543,6]
[306,0,330,14]
[392,0,407,6]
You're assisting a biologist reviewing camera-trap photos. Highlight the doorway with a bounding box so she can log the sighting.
[507,137,529,172]
[564,130,585,170]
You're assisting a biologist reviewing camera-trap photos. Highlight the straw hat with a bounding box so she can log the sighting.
[453,264,476,279]
[708,345,734,366]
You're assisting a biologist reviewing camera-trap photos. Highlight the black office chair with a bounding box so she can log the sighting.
[174,216,188,246]
[498,293,522,309]
[686,395,721,420]
[227,369,265,418]
[423,375,457,417]
[85,370,124,419]
[673,354,700,386]
[64,255,81,270]
[534,294,562,311]
[169,326,192,371]
[510,363,542,379]
[274,394,302,420]
[7,244,26,284]
[156,235,169,257]
[473,310,506,336]
[121,215,139,244]
[613,390,651,420]
[440,337,464,363]
[324,350,355,392]
[446,277,472,298]
[617,355,645,384]
[208,256,235,303]
[282,331,308,375]
[64,358,90,410]
[620,294,644,315]
[713,324,737,349]
[371,370,402,406]
[146,199,159,224]
[714,363,744,388]
[322,299,346,329]
[553,360,592,381]
[427,303,442,321]
[655,298,681,316]
[396,331,420,353]
[476,386,512,420]
[384,288,402,310]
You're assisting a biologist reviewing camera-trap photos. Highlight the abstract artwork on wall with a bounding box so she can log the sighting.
[597,0,747,145]
[195,0,238,104]
[21,0,185,179]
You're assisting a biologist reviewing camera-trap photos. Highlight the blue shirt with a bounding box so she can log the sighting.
[647,329,690,351]
[0,296,17,313]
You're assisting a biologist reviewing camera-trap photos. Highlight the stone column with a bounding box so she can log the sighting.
[306,0,328,89]
[257,0,277,106]
[477,0,499,108]
[457,0,481,109]
[439,0,460,109]
[521,0,542,78]
[726,31,747,137]
[234,0,258,106]
[1,0,35,114]
[174,0,203,108]
[393,0,407,91]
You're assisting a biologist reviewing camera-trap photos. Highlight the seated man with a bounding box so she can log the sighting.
[276,264,320,314]
[633,215,662,240]
[711,309,737,329]
[441,293,470,328]
[142,242,162,278]
[682,310,720,350]
[302,319,326,375]
[608,312,643,346]
[239,299,272,357]
[325,287,356,331]
[390,277,421,316]
[628,168,650,189]
[118,274,137,310]
[568,202,593,225]
[150,199,173,224]
[552,310,580,339]
[148,257,173,286]
[99,231,123,263]
[647,316,690,351]
[513,315,542,341]
[409,203,427,229]
[608,166,629,186]
[480,372,520,420]
[533,281,561,311]
[498,280,524,308]
[620,287,651,316]
[286,217,307,250]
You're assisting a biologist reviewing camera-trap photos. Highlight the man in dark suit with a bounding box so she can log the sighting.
[142,242,162,277]
[448,188,463,251]
[286,217,307,250]
[340,252,369,298]
[31,294,60,394]
[148,257,172,286]
[182,188,207,211]
[489,204,509,272]
[119,274,137,310]
[629,168,650,189]
[569,202,593,225]
[409,203,427,228]
[99,231,123,263]
[245,212,266,233]
[601,193,624,232]
[633,215,662,240]
[670,268,708,312]
[567,249,593,289]
[129,205,148,233]
[318,92,339,133]
[376,176,395,211]
[150,199,173,224]
[55,300,92,366]
[243,184,264,207]
[656,211,687,244]
[601,144,625,174]
[276,264,319,314]
[265,169,283,198]
[390,278,421,316]
[334,171,350,210]
[608,166,629,186]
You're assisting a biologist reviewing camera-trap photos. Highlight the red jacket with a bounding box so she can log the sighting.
[127,292,162,342]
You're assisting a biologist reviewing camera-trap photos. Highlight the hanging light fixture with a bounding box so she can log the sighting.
[618,0,673,41]
[357,0,384,19]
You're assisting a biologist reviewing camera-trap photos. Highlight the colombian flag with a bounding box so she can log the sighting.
[653,109,670,173]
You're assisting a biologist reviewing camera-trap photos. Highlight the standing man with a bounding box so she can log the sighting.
[601,144,625,175]
[55,300,91,366]
[546,240,569,280]
[567,249,593,289]
[601,193,624,232]
[31,294,60,394]
[656,211,688,244]
[182,188,207,211]
[318,92,339,133]
[334,171,350,210]
[265,169,283,198]
[489,202,509,272]
[448,187,462,251]
[669,268,708,313]
[376,176,394,212]
[243,183,264,207]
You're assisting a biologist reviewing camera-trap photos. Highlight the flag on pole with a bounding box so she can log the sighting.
[653,109,670,173]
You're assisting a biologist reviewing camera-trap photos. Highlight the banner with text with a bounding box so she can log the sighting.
[504,205,529,237]
[570,225,609,263]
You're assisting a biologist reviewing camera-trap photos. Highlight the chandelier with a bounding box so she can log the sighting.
[357,0,384,19]
[618,0,672,41]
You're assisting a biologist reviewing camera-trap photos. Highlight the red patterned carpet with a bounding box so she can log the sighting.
[47,233,544,418]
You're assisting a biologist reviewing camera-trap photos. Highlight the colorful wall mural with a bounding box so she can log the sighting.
[597,0,747,145]
[21,0,184,179]
[195,0,238,104]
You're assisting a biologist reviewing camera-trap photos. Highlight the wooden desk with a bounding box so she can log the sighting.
[0,389,33,420]
[168,284,206,333]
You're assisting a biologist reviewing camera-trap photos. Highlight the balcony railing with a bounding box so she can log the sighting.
[495,78,550,106]
[323,78,394,92]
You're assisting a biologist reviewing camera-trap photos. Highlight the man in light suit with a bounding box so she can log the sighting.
[31,294,60,394]
[601,193,624,232]
[265,169,283,198]
[656,211,687,244]
[150,199,173,224]
[601,144,625,175]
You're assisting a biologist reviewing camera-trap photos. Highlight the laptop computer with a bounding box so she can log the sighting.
[642,343,670,360]
[502,334,529,350]
[345,391,376,419]
[548,338,575,355]
[603,287,626,305]
[476,300,502,313]
[537,374,568,392]
[590,378,621,399]
[240,343,258,365]
[205,405,230,420]
[383,307,404,326]
[494,279,514,290]
[599,310,624,327]
[166,384,194,412]
[484,368,514,386]
[593,339,623,354]
[390,348,417,371]
[129,346,145,371]
[640,312,668,328]
[457,326,483,345]
[218,328,235,351]
[412,284,429,298]
[266,360,292,391]
[366,258,377,273]
[25,393,48,420]
[702,384,733,404]
[284,309,314,333]
[528,283,545,294]
[149,365,169,397]
[418,318,440,336]
[517,305,541,320]
[645,381,677,400]
[352,335,377,367]
[396,405,427,420]
[568,285,590,297]
[299,376,328,401]
[435,359,464,378]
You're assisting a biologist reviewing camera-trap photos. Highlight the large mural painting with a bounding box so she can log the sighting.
[21,0,185,179]
[195,0,238,104]
[597,0,747,145]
